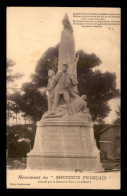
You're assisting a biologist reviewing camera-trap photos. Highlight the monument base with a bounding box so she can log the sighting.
[27,153,102,171]
[27,117,103,171]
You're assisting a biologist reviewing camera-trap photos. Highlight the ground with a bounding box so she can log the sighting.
[7,157,120,172]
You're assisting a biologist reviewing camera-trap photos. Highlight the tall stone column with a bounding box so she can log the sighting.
[58,14,76,75]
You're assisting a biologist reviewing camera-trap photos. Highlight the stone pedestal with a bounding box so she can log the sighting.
[27,118,102,171]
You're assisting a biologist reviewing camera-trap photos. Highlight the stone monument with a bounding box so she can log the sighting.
[27,14,102,171]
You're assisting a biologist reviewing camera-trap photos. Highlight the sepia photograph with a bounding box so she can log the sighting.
[6,7,120,189]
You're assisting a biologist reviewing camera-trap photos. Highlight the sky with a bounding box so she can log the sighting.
[7,7,120,123]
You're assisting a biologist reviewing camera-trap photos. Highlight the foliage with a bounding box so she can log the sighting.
[8,44,119,122]
[7,46,58,122]
[7,124,36,157]
[7,58,24,124]
[31,45,119,122]
[7,58,23,83]
[31,44,59,88]
[8,82,47,122]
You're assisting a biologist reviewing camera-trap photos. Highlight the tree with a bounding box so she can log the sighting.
[7,124,36,157]
[77,70,119,121]
[31,44,59,88]
[31,45,119,122]
[9,44,119,123]
[8,46,59,122]
[7,92,21,124]
[8,82,47,123]
[7,58,24,125]
[7,58,23,83]
[21,82,47,123]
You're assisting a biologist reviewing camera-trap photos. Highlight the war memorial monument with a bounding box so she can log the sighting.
[27,14,102,171]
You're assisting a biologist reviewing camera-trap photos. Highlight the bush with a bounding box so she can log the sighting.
[7,124,36,157]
